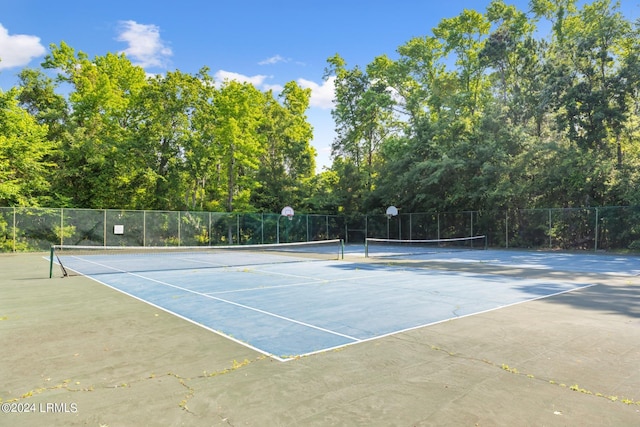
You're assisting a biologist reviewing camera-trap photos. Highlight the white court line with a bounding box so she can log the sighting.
[225,265,329,281]
[278,282,600,362]
[207,269,403,295]
[64,256,360,343]
[58,255,599,362]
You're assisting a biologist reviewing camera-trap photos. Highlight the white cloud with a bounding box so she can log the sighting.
[212,70,335,111]
[263,83,285,93]
[0,24,46,70]
[258,54,289,65]
[214,70,271,87]
[116,20,172,68]
[297,76,335,109]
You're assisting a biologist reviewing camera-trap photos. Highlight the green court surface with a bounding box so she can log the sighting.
[2,250,640,426]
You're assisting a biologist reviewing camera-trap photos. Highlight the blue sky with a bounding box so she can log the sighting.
[1,0,638,171]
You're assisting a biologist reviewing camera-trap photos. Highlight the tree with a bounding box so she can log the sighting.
[253,81,315,212]
[432,8,492,119]
[211,80,266,212]
[549,0,634,159]
[0,89,54,206]
[324,54,397,212]
[480,0,547,133]
[132,69,212,210]
[15,68,70,205]
[42,43,150,208]
[16,68,68,143]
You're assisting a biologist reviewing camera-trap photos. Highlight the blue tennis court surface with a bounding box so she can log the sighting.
[361,247,640,275]
[55,248,640,361]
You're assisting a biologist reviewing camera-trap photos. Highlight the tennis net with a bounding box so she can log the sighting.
[50,239,344,277]
[365,236,487,258]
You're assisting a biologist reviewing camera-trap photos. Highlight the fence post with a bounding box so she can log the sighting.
[60,208,64,246]
[594,207,599,252]
[386,216,390,239]
[177,211,181,246]
[365,215,368,239]
[409,213,413,241]
[505,210,508,249]
[143,210,146,247]
[548,209,552,249]
[103,210,107,247]
[344,222,348,244]
[13,207,16,252]
[326,215,329,240]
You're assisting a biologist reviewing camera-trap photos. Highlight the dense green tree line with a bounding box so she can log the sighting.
[1,43,321,212]
[329,0,640,214]
[1,0,639,216]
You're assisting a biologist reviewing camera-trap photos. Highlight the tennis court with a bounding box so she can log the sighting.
[4,242,640,426]
[49,240,625,361]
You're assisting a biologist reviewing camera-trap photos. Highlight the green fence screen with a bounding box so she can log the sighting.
[2,206,640,252]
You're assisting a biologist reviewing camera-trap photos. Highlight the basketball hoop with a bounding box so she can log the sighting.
[386,205,398,219]
[281,206,295,221]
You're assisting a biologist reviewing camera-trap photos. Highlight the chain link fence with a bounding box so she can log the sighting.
[2,206,640,252]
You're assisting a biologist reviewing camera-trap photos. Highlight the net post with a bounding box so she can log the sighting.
[340,239,344,260]
[484,235,488,250]
[49,245,54,278]
[364,238,369,258]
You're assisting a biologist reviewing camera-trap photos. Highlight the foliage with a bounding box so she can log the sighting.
[2,0,640,217]
[0,89,54,206]
[328,0,640,214]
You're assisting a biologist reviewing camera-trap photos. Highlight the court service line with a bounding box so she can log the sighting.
[73,257,361,342]
[172,255,334,280]
[208,269,404,295]
[226,266,329,281]
[278,282,600,362]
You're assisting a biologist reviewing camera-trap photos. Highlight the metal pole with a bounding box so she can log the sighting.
[594,207,599,252]
[344,222,348,244]
[325,215,329,240]
[60,208,64,246]
[387,216,390,239]
[505,210,509,249]
[365,215,368,239]
[143,210,147,247]
[13,207,16,252]
[549,209,552,249]
[104,210,107,247]
[49,246,54,278]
